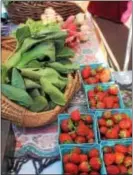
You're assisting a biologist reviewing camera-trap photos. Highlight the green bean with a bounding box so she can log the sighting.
[24,78,41,89]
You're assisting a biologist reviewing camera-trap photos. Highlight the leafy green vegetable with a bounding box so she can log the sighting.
[29,89,41,98]
[24,78,41,89]
[26,60,41,68]
[11,68,25,89]
[56,47,75,59]
[2,84,33,107]
[1,65,8,84]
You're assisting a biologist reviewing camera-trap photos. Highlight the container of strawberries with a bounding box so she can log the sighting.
[85,83,125,110]
[80,63,114,85]
[96,109,132,142]
[101,140,132,175]
[58,109,98,145]
[60,144,106,174]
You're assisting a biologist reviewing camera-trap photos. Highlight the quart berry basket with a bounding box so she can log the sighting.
[95,109,132,142]
[58,112,98,146]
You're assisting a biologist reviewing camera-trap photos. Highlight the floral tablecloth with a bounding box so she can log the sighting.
[2,13,132,175]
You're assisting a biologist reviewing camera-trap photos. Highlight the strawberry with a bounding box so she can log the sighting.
[86,77,97,84]
[103,111,112,119]
[113,125,120,133]
[113,96,119,103]
[76,124,90,136]
[118,165,127,174]
[88,90,95,99]
[95,74,100,81]
[75,136,86,143]
[108,85,118,95]
[90,69,97,76]
[119,118,132,129]
[90,99,96,107]
[99,69,111,83]
[94,85,103,92]
[59,133,73,144]
[103,96,114,108]
[88,138,94,143]
[79,162,91,173]
[80,154,88,162]
[104,153,115,165]
[103,146,113,153]
[82,67,91,79]
[113,103,120,109]
[128,167,132,174]
[106,165,120,174]
[123,156,132,167]
[112,113,122,124]
[70,153,80,164]
[114,152,124,164]
[61,119,74,132]
[88,149,99,158]
[78,120,85,126]
[64,163,78,174]
[122,113,130,119]
[72,147,81,154]
[105,128,118,139]
[69,131,77,140]
[98,118,106,126]
[96,102,105,109]
[71,109,81,122]
[79,173,88,175]
[106,119,114,127]
[99,126,107,134]
[63,154,70,163]
[90,172,100,175]
[114,144,127,154]
[128,145,132,155]
[95,92,105,101]
[86,129,94,139]
[96,65,104,73]
[89,157,101,171]
[83,115,93,124]
[119,129,131,138]
[129,127,132,135]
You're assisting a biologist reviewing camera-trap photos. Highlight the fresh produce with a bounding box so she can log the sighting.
[87,85,121,109]
[103,144,132,175]
[98,111,132,140]
[81,65,112,84]
[2,14,80,112]
[62,147,102,174]
[59,110,96,144]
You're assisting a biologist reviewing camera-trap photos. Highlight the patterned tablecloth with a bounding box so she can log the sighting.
[2,14,132,175]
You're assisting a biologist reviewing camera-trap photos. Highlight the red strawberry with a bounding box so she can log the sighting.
[119,118,132,129]
[98,118,106,126]
[95,74,100,81]
[118,165,127,174]
[69,131,77,140]
[99,126,107,134]
[88,90,95,99]
[95,92,105,101]
[79,173,88,175]
[105,128,118,139]
[96,102,105,109]
[96,65,104,73]
[64,163,78,174]
[113,96,119,103]
[119,129,131,138]
[75,136,86,143]
[89,157,101,170]
[76,124,90,136]
[114,144,128,154]
[86,77,98,84]
[108,85,119,95]
[70,153,80,164]
[112,113,122,123]
[90,99,96,107]
[106,119,114,127]
[78,120,85,126]
[122,113,130,119]
[128,145,132,155]
[80,154,88,162]
[129,127,132,135]
[106,165,120,174]
[59,133,73,144]
[72,147,81,154]
[88,149,99,158]
[104,153,115,165]
[123,156,132,167]
[90,171,100,175]
[128,167,132,174]
[114,152,124,164]
[90,69,97,76]
[103,111,112,119]
[79,162,91,173]
[113,125,120,133]
[63,154,70,163]
[103,96,114,109]
[84,115,93,124]
[61,119,74,132]
[82,67,91,79]
[94,85,103,92]
[71,109,81,122]
[103,146,113,153]
[113,103,120,108]
[88,138,94,143]
[86,129,94,139]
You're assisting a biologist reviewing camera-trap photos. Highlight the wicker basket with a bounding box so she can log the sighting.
[2,37,81,127]
[6,1,83,24]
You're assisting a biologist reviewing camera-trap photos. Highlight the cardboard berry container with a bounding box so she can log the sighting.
[100,139,132,175]
[80,63,114,86]
[84,83,125,111]
[95,109,132,143]
[59,144,107,175]
[58,112,98,146]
